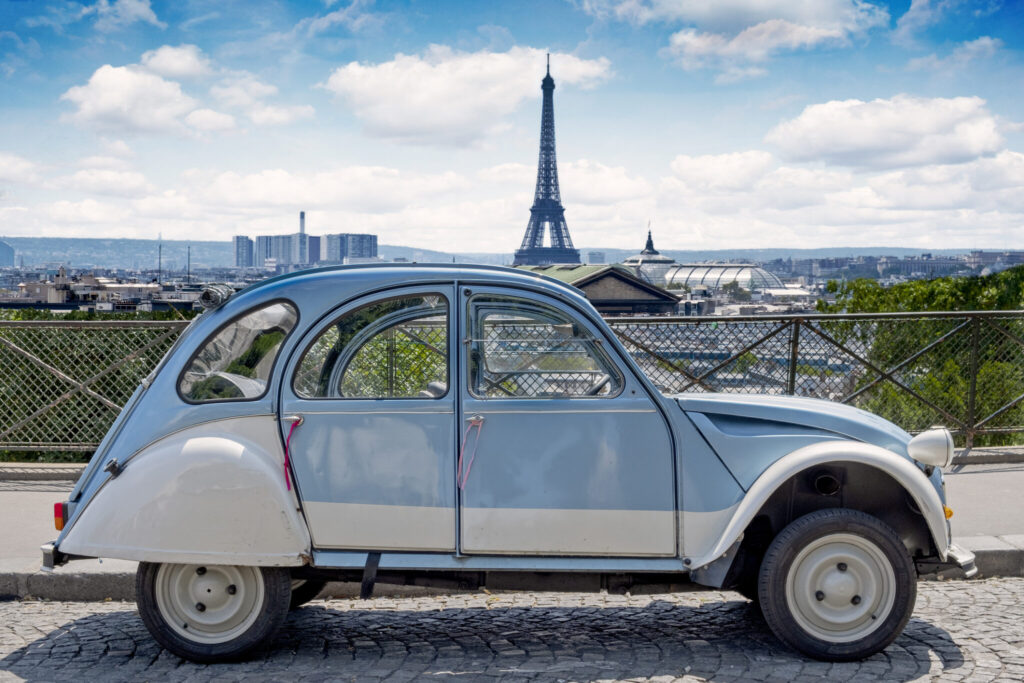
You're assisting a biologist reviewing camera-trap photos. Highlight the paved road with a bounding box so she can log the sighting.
[2,579,1023,682]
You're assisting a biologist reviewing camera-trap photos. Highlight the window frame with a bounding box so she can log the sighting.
[176,298,299,405]
[291,291,451,401]
[465,293,625,401]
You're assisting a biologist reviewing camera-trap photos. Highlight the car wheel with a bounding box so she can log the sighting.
[289,579,327,609]
[136,562,291,663]
[758,508,916,661]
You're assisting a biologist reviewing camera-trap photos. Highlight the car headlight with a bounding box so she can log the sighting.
[907,427,954,468]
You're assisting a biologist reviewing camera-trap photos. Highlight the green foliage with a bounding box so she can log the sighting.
[0,308,199,321]
[719,280,752,302]
[817,265,1024,314]
[817,266,1024,446]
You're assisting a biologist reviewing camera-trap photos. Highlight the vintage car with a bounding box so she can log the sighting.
[43,264,975,663]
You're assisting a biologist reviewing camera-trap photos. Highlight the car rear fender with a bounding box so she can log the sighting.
[57,415,311,566]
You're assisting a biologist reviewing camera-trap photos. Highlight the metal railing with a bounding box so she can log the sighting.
[3,311,1024,453]
[0,321,188,452]
[610,311,1024,447]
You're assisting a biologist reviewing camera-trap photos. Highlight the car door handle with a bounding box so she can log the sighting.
[466,414,484,425]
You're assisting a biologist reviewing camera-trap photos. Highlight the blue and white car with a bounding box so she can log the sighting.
[44,264,975,662]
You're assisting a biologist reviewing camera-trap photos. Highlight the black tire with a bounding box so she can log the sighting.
[289,579,327,609]
[136,562,291,663]
[758,508,916,661]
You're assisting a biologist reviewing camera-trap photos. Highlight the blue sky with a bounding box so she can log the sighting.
[1,0,1023,253]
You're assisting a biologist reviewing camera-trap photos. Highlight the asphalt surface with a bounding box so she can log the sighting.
[2,579,1023,682]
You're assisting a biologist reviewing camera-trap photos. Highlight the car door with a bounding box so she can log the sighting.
[280,286,457,552]
[457,287,676,557]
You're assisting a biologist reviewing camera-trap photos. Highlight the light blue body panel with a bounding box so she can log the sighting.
[56,264,948,571]
[676,393,920,494]
[456,398,674,511]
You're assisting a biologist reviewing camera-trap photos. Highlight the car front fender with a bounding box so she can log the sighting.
[687,440,948,571]
[57,415,312,566]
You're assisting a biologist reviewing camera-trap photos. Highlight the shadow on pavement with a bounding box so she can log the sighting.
[0,599,964,681]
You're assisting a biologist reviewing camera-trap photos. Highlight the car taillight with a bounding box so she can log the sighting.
[54,502,67,531]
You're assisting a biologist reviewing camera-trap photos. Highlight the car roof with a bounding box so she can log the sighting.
[220,263,595,324]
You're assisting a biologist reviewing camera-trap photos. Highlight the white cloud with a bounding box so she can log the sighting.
[185,108,236,131]
[0,152,40,184]
[210,74,314,126]
[320,45,612,146]
[84,0,166,32]
[765,94,1004,168]
[247,104,315,126]
[59,169,153,197]
[182,166,469,213]
[666,21,846,79]
[141,44,213,78]
[210,75,278,109]
[560,160,653,205]
[101,139,133,157]
[583,0,888,32]
[297,0,381,36]
[670,151,776,191]
[907,36,1002,71]
[43,199,130,225]
[77,155,131,170]
[61,65,198,134]
[586,0,887,80]
[892,0,957,46]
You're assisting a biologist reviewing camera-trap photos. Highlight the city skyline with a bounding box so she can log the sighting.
[1,0,1023,252]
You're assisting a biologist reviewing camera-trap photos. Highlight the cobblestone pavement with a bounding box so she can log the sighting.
[1,579,1023,682]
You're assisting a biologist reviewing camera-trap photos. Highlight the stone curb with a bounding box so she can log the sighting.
[2,536,1022,602]
[0,464,85,481]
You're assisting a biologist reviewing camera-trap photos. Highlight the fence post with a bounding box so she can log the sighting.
[787,319,801,396]
[966,315,980,449]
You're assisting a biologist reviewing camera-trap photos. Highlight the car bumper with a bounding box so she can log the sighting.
[916,542,978,579]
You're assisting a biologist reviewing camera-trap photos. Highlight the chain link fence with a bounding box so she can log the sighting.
[3,311,1024,454]
[610,311,1024,447]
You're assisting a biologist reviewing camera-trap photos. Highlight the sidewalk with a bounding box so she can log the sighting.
[2,453,1023,602]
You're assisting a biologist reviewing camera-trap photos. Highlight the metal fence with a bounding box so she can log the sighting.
[610,311,1024,447]
[3,311,1024,453]
[0,321,188,452]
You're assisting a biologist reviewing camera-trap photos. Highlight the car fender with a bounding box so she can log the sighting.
[58,415,311,566]
[687,440,948,571]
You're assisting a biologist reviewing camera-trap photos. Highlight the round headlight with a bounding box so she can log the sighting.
[907,427,953,468]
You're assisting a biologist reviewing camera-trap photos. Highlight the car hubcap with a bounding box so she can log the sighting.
[785,533,896,643]
[155,564,264,645]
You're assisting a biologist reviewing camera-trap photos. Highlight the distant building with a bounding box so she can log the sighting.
[517,264,678,315]
[587,251,606,264]
[233,236,254,268]
[255,236,272,267]
[622,231,677,286]
[235,211,377,270]
[665,264,785,292]
[308,235,321,264]
[0,240,13,267]
[324,233,378,263]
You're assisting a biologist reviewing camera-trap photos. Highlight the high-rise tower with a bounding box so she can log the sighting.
[512,56,580,266]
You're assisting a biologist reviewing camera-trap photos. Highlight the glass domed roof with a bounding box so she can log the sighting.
[665,264,785,291]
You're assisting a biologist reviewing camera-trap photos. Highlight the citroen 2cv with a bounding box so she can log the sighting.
[43,264,975,662]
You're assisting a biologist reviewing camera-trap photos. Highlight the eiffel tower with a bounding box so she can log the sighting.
[512,55,581,266]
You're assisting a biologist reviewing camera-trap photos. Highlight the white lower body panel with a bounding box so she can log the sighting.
[461,507,675,557]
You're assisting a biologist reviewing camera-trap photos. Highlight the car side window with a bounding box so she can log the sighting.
[294,294,448,399]
[467,295,622,399]
[179,301,297,402]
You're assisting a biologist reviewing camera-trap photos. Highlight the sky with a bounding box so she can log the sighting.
[1,0,1023,254]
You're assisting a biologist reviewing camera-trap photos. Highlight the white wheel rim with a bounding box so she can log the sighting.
[784,533,896,643]
[155,564,264,645]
